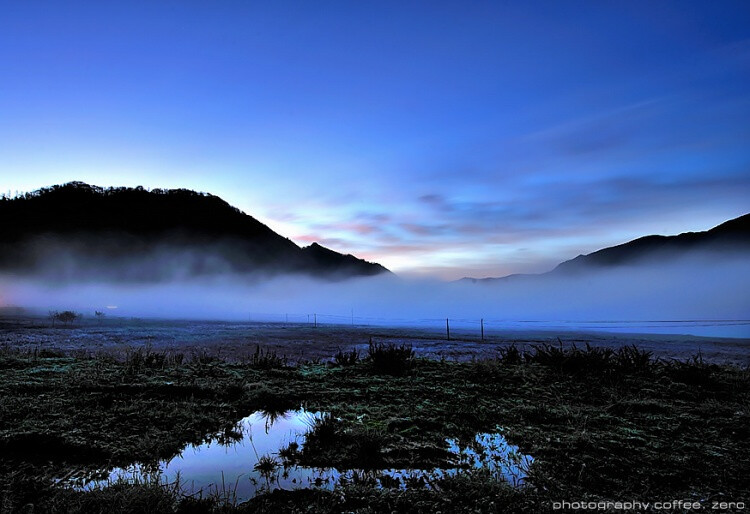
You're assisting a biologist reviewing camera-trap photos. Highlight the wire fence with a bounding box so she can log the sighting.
[247,311,750,339]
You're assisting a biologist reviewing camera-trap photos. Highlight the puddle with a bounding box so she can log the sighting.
[70,410,533,502]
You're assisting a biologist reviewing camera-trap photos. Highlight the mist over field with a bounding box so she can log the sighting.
[1,249,748,338]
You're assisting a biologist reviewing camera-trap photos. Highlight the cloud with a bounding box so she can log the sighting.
[354,211,391,224]
[267,166,749,279]
[418,194,447,206]
[252,48,750,280]
[399,223,448,237]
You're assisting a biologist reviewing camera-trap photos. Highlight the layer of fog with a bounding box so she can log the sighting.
[1,251,748,338]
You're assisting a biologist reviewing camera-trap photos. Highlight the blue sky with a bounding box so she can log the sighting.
[1,1,749,279]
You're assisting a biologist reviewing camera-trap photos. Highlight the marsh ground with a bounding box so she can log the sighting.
[1,317,749,513]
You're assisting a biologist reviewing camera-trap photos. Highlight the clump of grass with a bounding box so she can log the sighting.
[614,344,654,373]
[248,345,287,369]
[257,406,291,433]
[525,342,659,377]
[244,382,299,416]
[334,348,360,366]
[297,413,349,466]
[353,428,385,468]
[125,347,167,373]
[304,414,340,445]
[295,415,390,470]
[526,341,566,366]
[124,346,185,375]
[497,343,523,365]
[190,349,218,365]
[527,342,615,376]
[366,339,414,375]
[667,350,720,388]
[45,473,183,514]
[214,425,244,446]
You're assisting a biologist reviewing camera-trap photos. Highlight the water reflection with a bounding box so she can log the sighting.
[446,431,534,487]
[76,410,533,502]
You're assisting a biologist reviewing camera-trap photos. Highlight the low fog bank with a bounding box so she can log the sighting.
[1,251,748,338]
[0,236,385,281]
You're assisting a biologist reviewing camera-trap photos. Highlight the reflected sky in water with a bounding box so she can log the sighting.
[76,410,533,502]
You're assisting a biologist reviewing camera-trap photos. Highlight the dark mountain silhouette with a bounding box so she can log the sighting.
[553,213,750,274]
[0,182,388,280]
[462,213,750,283]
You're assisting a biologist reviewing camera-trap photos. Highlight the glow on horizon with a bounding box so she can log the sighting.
[1,1,749,280]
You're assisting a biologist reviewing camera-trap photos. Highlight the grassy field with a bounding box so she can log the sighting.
[1,340,748,513]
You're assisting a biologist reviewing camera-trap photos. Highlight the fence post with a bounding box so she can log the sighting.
[446,318,450,341]
[314,313,317,328]
[481,318,484,341]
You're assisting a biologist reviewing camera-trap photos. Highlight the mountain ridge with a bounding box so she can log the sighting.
[0,182,389,280]
[461,213,750,283]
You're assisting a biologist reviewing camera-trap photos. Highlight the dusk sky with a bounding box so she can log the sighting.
[2,1,749,279]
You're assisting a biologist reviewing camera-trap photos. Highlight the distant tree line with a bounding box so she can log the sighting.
[0,181,265,241]
[1,182,216,201]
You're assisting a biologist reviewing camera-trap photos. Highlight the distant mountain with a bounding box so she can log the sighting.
[458,273,538,284]
[462,213,750,283]
[0,182,389,280]
[553,213,750,273]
